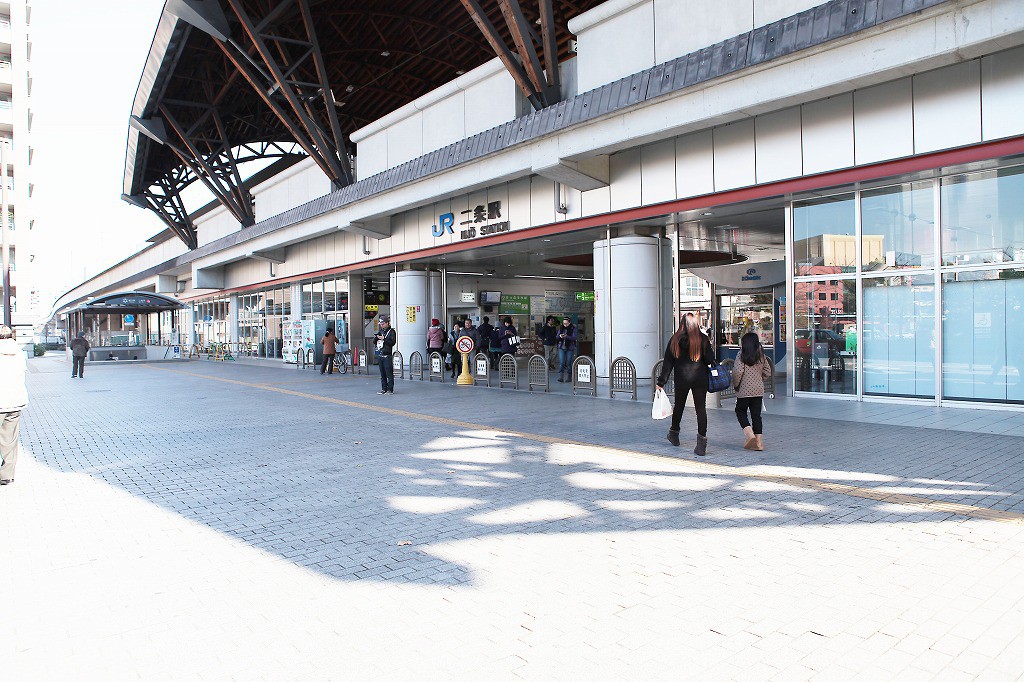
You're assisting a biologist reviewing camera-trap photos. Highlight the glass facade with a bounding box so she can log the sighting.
[790,162,1024,406]
[237,286,291,358]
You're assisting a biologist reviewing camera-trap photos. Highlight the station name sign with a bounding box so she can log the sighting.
[431,200,511,241]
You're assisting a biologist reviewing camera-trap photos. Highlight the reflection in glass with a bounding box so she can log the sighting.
[792,279,857,395]
[717,293,774,348]
[942,165,1024,266]
[942,269,1024,403]
[861,182,934,271]
[793,194,856,277]
[863,275,935,398]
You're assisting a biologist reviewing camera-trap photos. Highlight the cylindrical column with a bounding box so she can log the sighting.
[389,270,429,367]
[429,271,443,325]
[594,235,662,382]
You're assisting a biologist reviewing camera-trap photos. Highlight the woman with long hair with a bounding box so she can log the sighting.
[732,332,772,451]
[656,313,715,455]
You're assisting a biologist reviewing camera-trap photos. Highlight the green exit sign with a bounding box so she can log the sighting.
[575,291,595,301]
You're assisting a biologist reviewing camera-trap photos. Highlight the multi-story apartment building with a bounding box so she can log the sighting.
[0,0,33,333]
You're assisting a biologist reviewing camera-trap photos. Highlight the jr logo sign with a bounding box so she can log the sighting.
[431,213,455,237]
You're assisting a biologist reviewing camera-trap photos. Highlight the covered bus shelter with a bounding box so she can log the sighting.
[65,291,186,361]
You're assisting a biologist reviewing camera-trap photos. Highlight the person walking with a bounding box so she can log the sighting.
[540,316,558,370]
[426,318,446,360]
[70,331,90,378]
[732,332,772,451]
[448,321,462,378]
[499,317,519,362]
[555,317,577,383]
[374,315,397,394]
[320,327,339,375]
[0,325,27,485]
[656,313,715,456]
[477,316,494,363]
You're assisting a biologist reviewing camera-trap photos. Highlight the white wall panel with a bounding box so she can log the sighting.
[530,176,557,227]
[713,119,756,191]
[574,1,655,92]
[581,186,611,217]
[675,130,714,199]
[801,94,854,174]
[640,139,676,205]
[981,46,1024,141]
[854,78,913,164]
[610,147,642,211]
[464,70,518,136]
[656,0,752,63]
[754,107,802,183]
[754,0,825,26]
[197,210,238,247]
[387,111,424,168]
[507,177,532,231]
[913,61,981,153]
[356,132,388,179]
[421,92,466,155]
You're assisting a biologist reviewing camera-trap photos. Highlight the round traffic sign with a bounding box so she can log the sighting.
[455,335,474,354]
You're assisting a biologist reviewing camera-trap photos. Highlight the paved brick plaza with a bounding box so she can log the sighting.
[3,356,1024,680]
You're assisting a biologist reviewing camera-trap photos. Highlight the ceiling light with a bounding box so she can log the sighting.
[455,70,465,75]
[345,85,355,93]
[380,51,390,57]
[543,239,552,242]
[702,211,714,216]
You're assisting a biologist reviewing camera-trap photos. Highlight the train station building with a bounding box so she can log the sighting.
[52,0,1024,408]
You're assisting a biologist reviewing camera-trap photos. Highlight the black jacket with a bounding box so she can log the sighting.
[375,327,397,357]
[658,333,714,388]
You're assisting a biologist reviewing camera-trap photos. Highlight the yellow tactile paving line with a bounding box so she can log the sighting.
[148,364,1024,526]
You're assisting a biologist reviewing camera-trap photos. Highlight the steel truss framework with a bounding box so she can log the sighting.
[127,0,600,249]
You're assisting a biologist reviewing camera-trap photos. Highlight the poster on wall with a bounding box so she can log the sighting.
[498,294,530,316]
[282,318,304,363]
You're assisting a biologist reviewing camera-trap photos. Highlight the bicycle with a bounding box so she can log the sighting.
[332,350,351,374]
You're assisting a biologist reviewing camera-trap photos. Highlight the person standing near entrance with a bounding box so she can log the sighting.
[499,317,519,361]
[555,317,577,383]
[477,316,494,367]
[540,316,558,370]
[0,325,27,485]
[657,313,715,456]
[732,332,772,451]
[320,327,339,375]
[374,315,397,394]
[447,321,462,378]
[426,319,446,358]
[70,331,90,378]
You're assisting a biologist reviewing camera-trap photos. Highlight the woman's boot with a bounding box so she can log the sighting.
[742,426,756,450]
[694,434,708,456]
[754,434,764,451]
[667,428,680,446]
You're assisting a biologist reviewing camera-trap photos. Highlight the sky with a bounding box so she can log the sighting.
[31,1,167,314]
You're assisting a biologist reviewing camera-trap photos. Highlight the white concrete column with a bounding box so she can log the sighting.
[429,271,443,325]
[290,283,303,322]
[185,305,196,346]
[593,235,662,382]
[228,293,239,344]
[389,270,429,367]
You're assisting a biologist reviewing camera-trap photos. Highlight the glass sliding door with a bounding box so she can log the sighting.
[862,275,935,398]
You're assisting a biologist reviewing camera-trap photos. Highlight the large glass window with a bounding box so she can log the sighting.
[862,182,935,271]
[942,268,1024,403]
[793,279,857,395]
[941,165,1024,266]
[717,293,773,348]
[793,194,856,277]
[863,275,935,398]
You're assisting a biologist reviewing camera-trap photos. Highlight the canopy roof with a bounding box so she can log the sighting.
[71,292,185,315]
[124,0,602,249]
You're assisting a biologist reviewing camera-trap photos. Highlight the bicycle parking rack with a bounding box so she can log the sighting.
[392,351,404,380]
[651,360,675,400]
[498,354,518,389]
[610,356,637,400]
[473,353,491,387]
[409,351,424,380]
[527,354,548,392]
[571,356,597,396]
[427,351,445,382]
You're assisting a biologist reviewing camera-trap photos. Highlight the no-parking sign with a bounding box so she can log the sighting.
[456,336,474,354]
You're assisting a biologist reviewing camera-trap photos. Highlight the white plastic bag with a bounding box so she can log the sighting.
[652,387,673,420]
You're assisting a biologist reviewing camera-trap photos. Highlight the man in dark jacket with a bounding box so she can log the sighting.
[477,316,494,365]
[70,332,90,379]
[540,316,558,370]
[555,317,577,383]
[374,315,397,394]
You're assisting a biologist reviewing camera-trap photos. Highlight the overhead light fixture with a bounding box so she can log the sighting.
[380,51,391,57]
[455,70,465,75]
[514,275,595,281]
[543,238,552,242]
[447,271,485,276]
[345,85,355,93]
[702,211,714,216]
